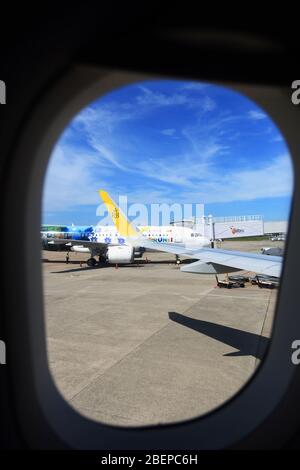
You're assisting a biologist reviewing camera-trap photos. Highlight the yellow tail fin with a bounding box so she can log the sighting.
[99,190,138,237]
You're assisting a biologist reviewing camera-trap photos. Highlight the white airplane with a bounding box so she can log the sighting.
[101,191,282,278]
[42,190,211,266]
[44,190,282,277]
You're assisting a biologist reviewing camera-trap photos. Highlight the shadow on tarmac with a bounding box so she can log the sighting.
[168,311,269,360]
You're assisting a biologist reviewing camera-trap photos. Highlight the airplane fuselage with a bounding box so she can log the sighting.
[41,224,210,250]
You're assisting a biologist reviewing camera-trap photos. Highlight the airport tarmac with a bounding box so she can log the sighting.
[42,239,282,426]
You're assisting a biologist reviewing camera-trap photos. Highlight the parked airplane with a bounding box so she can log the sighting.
[41,224,146,266]
[41,190,211,266]
[42,190,282,276]
[101,191,282,278]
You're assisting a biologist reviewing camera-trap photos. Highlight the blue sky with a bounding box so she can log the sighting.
[42,79,293,225]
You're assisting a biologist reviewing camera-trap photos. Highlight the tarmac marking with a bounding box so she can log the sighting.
[208,293,273,301]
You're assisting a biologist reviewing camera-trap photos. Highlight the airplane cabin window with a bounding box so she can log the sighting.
[41,78,293,428]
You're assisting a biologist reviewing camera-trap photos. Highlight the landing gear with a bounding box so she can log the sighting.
[175,254,181,265]
[86,249,105,267]
[87,257,97,267]
[98,254,105,264]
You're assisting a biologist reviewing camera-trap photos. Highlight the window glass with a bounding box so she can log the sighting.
[42,79,293,427]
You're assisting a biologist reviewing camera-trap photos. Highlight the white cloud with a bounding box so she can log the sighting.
[202,96,216,112]
[42,146,113,212]
[161,128,176,136]
[248,110,267,120]
[181,116,230,160]
[136,85,216,112]
[271,134,284,143]
[43,82,292,216]
[180,82,209,91]
[136,86,189,107]
[127,152,293,205]
[175,153,293,204]
[88,140,127,171]
[73,103,135,133]
[44,141,293,214]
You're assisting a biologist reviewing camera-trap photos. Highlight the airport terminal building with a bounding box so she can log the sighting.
[171,215,287,239]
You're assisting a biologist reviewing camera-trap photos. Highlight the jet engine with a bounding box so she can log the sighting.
[107,245,134,264]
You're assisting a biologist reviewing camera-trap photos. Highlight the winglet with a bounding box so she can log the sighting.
[99,190,138,237]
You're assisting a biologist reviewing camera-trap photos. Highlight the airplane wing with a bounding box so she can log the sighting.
[45,239,115,250]
[138,239,282,277]
[98,189,282,277]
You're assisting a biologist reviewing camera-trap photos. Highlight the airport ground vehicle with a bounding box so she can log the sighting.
[216,276,245,289]
[250,275,280,289]
[228,275,250,283]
